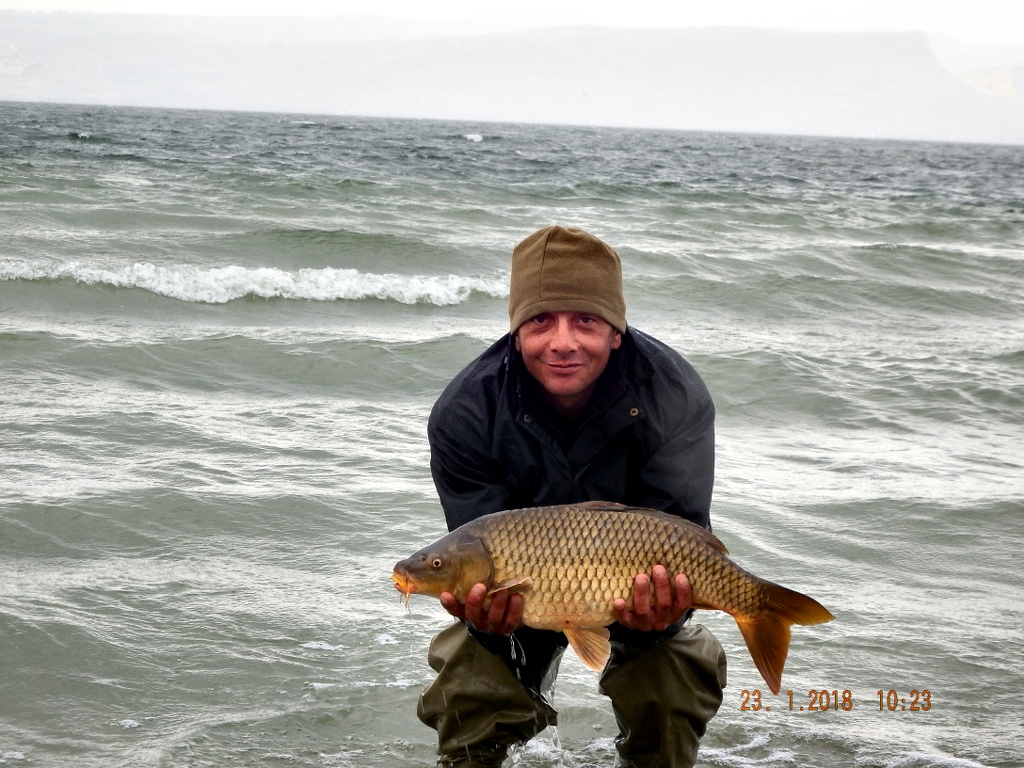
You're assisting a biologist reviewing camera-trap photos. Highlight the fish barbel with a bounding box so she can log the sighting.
[392,501,833,694]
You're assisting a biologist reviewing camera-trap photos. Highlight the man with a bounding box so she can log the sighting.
[418,226,727,768]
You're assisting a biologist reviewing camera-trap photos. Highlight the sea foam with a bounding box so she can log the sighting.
[0,259,508,306]
[300,641,344,651]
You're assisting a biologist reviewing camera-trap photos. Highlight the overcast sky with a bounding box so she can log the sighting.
[1,0,1022,45]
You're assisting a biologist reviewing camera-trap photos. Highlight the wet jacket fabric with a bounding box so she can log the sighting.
[428,328,715,533]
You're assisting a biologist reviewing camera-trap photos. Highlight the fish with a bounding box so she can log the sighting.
[392,501,834,694]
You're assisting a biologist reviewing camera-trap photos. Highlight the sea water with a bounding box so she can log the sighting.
[1,101,1023,768]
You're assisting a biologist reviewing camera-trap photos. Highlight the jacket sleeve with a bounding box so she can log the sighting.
[428,419,515,532]
[636,395,715,530]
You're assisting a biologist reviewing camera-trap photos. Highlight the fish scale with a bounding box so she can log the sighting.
[480,504,743,629]
[393,501,833,693]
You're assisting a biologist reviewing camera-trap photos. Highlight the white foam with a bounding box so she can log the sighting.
[98,175,154,187]
[305,682,338,690]
[0,259,508,306]
[464,133,483,142]
[319,750,362,766]
[117,719,141,729]
[885,753,994,768]
[374,633,398,645]
[300,641,344,651]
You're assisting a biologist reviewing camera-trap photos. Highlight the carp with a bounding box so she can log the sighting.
[392,501,833,694]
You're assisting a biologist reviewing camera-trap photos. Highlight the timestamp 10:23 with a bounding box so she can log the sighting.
[740,689,932,712]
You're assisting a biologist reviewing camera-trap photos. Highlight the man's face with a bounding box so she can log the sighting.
[515,311,622,415]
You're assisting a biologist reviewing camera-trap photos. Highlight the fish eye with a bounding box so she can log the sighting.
[431,557,443,568]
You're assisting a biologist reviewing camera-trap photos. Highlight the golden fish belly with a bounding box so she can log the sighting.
[509,561,637,631]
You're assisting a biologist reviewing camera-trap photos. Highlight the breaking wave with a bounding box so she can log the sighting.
[0,259,509,306]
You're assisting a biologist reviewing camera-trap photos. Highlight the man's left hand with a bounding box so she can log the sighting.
[612,565,691,631]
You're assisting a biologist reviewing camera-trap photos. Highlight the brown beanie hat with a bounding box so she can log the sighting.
[508,226,627,333]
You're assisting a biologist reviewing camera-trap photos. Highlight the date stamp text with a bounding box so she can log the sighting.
[740,688,932,712]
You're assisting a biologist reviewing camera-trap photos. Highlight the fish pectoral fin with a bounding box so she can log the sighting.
[564,627,611,673]
[486,577,534,596]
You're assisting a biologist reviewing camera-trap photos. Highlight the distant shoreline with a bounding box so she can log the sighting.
[3,97,1024,149]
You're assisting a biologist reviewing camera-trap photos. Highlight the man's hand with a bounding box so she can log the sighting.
[612,565,691,632]
[440,583,524,635]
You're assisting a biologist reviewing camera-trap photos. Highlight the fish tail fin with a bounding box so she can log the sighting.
[734,582,834,695]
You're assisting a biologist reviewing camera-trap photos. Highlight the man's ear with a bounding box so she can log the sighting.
[514,332,522,352]
[611,330,622,350]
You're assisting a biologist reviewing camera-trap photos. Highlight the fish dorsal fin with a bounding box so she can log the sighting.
[577,501,628,512]
[486,577,534,597]
[698,527,729,555]
[564,627,611,672]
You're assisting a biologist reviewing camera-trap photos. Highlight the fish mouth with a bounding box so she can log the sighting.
[391,570,417,605]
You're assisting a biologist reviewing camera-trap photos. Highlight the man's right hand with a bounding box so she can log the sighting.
[440,583,524,635]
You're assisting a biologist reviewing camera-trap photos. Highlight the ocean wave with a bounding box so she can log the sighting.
[0,259,508,306]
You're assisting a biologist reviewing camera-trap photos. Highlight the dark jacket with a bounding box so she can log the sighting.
[428,328,715,532]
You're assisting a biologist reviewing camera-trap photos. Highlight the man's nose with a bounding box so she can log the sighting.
[549,316,578,352]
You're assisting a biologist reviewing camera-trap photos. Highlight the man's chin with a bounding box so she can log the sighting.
[538,379,590,399]
[540,382,598,405]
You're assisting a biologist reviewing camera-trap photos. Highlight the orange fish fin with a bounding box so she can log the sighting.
[486,577,534,596]
[735,582,834,695]
[735,612,790,696]
[564,627,611,672]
